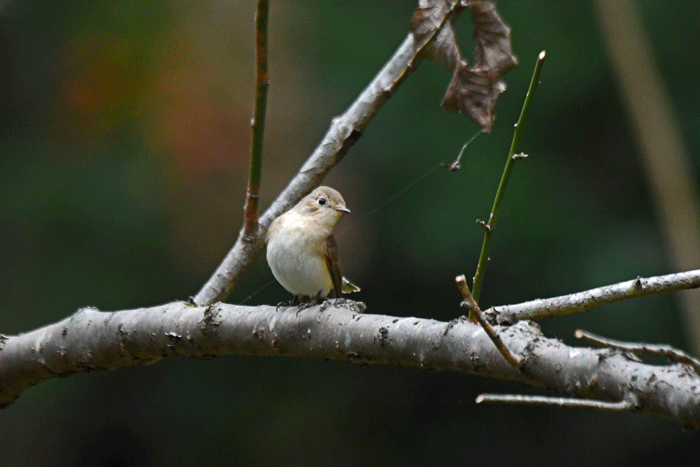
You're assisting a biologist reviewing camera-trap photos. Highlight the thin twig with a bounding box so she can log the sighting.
[575,329,700,373]
[471,51,546,317]
[443,131,480,171]
[243,0,269,235]
[476,393,636,412]
[456,275,522,368]
[487,269,700,324]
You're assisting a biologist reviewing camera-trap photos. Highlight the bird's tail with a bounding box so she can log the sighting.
[341,277,361,294]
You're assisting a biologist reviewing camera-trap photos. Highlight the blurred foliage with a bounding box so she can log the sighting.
[1,0,699,465]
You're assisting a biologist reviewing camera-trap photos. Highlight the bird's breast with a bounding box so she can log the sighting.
[266,215,332,297]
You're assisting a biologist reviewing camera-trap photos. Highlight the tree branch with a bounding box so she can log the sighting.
[594,0,700,353]
[193,16,449,306]
[476,393,637,412]
[243,0,270,235]
[2,301,699,427]
[486,269,700,324]
[471,51,545,312]
[575,329,700,373]
[456,275,522,368]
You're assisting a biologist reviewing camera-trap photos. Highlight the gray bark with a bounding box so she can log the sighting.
[2,300,699,427]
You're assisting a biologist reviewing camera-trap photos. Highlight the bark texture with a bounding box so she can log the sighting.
[2,301,699,427]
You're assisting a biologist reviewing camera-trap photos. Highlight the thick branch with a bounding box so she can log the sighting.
[2,301,699,427]
[194,30,435,306]
[487,269,700,324]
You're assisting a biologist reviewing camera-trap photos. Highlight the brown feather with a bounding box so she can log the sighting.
[325,234,343,298]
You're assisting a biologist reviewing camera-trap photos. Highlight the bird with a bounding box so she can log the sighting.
[266,186,360,305]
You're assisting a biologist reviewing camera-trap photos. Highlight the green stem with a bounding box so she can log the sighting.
[244,0,270,235]
[470,51,546,314]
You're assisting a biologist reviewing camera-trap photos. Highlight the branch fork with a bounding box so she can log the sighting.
[456,275,522,368]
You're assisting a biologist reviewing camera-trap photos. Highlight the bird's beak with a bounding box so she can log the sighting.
[335,206,350,214]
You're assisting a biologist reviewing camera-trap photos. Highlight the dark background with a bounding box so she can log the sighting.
[2,1,699,465]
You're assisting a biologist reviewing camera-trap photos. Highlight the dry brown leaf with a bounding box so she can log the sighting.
[441,60,507,132]
[409,0,517,132]
[409,0,465,71]
[469,1,518,79]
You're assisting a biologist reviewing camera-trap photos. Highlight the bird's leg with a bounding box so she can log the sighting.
[276,295,300,311]
[295,294,320,315]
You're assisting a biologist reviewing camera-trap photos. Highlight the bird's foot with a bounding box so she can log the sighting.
[276,301,292,311]
[276,295,303,311]
[295,300,319,316]
[294,292,326,315]
[320,298,366,313]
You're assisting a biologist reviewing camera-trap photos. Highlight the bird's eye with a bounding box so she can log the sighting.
[318,197,326,206]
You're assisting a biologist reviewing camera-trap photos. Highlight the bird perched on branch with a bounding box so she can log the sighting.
[266,186,360,305]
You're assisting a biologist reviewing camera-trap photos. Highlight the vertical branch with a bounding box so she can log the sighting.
[470,51,546,317]
[244,0,270,235]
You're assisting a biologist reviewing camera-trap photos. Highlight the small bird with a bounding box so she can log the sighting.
[266,186,360,305]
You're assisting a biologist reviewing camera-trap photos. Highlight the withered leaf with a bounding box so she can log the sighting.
[469,1,518,79]
[409,0,465,71]
[409,2,449,45]
[441,60,506,132]
[408,1,517,132]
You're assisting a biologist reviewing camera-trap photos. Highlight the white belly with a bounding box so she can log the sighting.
[266,226,332,298]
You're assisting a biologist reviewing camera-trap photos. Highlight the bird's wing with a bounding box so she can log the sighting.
[325,234,344,298]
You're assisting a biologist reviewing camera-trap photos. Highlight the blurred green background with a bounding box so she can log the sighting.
[2,1,700,465]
